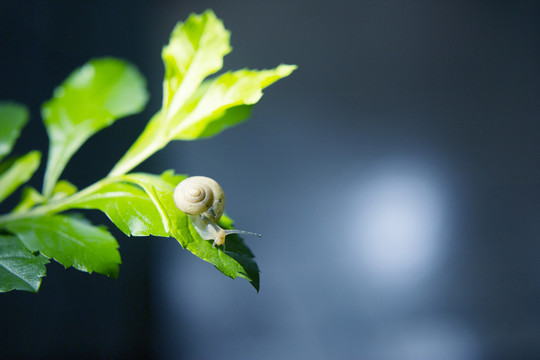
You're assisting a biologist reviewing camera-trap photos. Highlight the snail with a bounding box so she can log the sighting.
[173,176,262,247]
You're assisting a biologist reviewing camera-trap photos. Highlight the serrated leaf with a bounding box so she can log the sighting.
[109,11,296,177]
[0,151,41,204]
[42,57,149,196]
[69,181,170,237]
[195,105,253,139]
[5,214,121,278]
[172,65,296,139]
[121,172,260,290]
[0,102,29,161]
[162,9,231,114]
[0,234,48,293]
[182,216,260,291]
[46,171,260,287]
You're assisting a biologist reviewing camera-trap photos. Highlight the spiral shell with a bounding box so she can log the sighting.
[173,176,225,222]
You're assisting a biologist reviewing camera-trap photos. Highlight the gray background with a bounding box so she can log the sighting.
[1,1,539,359]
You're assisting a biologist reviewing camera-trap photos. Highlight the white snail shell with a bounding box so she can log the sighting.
[173,176,225,222]
[173,176,261,247]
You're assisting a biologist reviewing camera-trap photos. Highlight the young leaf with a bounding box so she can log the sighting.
[0,102,29,161]
[109,10,230,177]
[172,65,297,139]
[5,214,121,278]
[42,57,149,197]
[0,151,41,204]
[162,9,231,115]
[0,234,49,293]
[109,11,296,177]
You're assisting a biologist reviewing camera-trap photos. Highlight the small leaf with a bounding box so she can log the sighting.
[0,151,41,204]
[0,102,29,161]
[42,57,149,196]
[5,214,121,278]
[0,234,48,293]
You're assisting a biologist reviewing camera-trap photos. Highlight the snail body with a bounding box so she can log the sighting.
[173,176,261,247]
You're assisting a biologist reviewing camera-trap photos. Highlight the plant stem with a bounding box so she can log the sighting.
[0,176,122,225]
[107,142,163,178]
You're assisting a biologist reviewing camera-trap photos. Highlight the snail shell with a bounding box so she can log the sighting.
[173,176,225,222]
[173,176,261,247]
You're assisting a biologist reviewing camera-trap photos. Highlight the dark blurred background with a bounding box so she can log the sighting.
[1,1,540,359]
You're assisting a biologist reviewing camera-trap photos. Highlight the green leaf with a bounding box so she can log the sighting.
[172,65,296,140]
[69,180,170,237]
[0,151,41,204]
[162,9,231,114]
[122,172,260,290]
[0,102,29,161]
[0,234,48,293]
[5,214,121,278]
[64,170,187,237]
[63,171,259,288]
[195,105,253,138]
[183,217,260,291]
[36,171,259,288]
[42,57,149,197]
[109,11,296,177]
[110,10,230,177]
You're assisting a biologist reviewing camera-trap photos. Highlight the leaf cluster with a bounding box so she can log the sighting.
[0,10,295,293]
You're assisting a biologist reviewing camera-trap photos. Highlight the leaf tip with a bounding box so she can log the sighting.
[276,63,298,77]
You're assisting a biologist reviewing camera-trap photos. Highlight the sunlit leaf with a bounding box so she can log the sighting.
[122,172,260,290]
[172,65,296,139]
[109,11,296,177]
[162,9,231,113]
[5,214,121,278]
[69,180,170,237]
[42,57,148,196]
